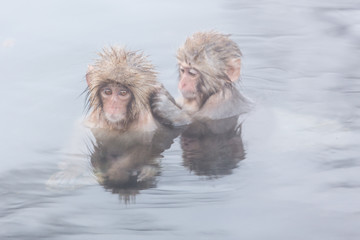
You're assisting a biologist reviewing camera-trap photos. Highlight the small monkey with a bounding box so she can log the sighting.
[85,47,180,185]
[47,47,179,193]
[85,47,162,132]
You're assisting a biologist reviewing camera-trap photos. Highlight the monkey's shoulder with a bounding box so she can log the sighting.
[197,87,252,120]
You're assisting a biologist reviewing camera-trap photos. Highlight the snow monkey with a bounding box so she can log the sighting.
[47,47,181,192]
[85,46,163,132]
[152,31,252,125]
[83,47,182,186]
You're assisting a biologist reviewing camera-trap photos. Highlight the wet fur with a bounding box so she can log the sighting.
[85,47,162,131]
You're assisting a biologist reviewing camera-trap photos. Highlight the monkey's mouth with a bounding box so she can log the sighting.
[104,112,126,123]
[181,90,197,99]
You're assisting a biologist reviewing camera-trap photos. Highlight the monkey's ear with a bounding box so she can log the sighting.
[86,65,94,86]
[226,59,241,82]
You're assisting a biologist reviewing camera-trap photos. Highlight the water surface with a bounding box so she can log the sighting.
[1,0,360,239]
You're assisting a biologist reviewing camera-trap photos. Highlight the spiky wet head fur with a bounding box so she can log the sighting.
[86,47,159,128]
[177,31,242,96]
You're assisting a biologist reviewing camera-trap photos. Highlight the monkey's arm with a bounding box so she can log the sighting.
[151,88,191,128]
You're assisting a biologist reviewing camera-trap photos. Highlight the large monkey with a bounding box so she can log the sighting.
[151,32,251,177]
[152,31,252,124]
[47,47,179,195]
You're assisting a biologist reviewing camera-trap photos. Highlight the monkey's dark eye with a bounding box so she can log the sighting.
[180,68,185,74]
[103,88,112,95]
[189,69,198,77]
[119,90,128,96]
[189,72,196,77]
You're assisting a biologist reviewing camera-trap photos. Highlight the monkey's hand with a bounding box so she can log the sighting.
[151,91,191,128]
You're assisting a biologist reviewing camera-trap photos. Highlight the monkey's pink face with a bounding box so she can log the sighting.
[100,84,132,123]
[178,63,199,100]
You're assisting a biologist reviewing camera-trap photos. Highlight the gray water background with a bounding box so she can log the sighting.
[1,0,360,239]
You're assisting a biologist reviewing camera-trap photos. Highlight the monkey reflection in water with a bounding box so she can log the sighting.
[90,127,176,196]
[47,47,181,200]
[181,117,245,177]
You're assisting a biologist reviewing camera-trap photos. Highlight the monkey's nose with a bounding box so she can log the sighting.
[179,79,187,89]
[111,96,120,102]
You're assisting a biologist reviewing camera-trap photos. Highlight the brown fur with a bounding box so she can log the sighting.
[86,46,161,130]
[151,31,250,125]
[177,31,242,96]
